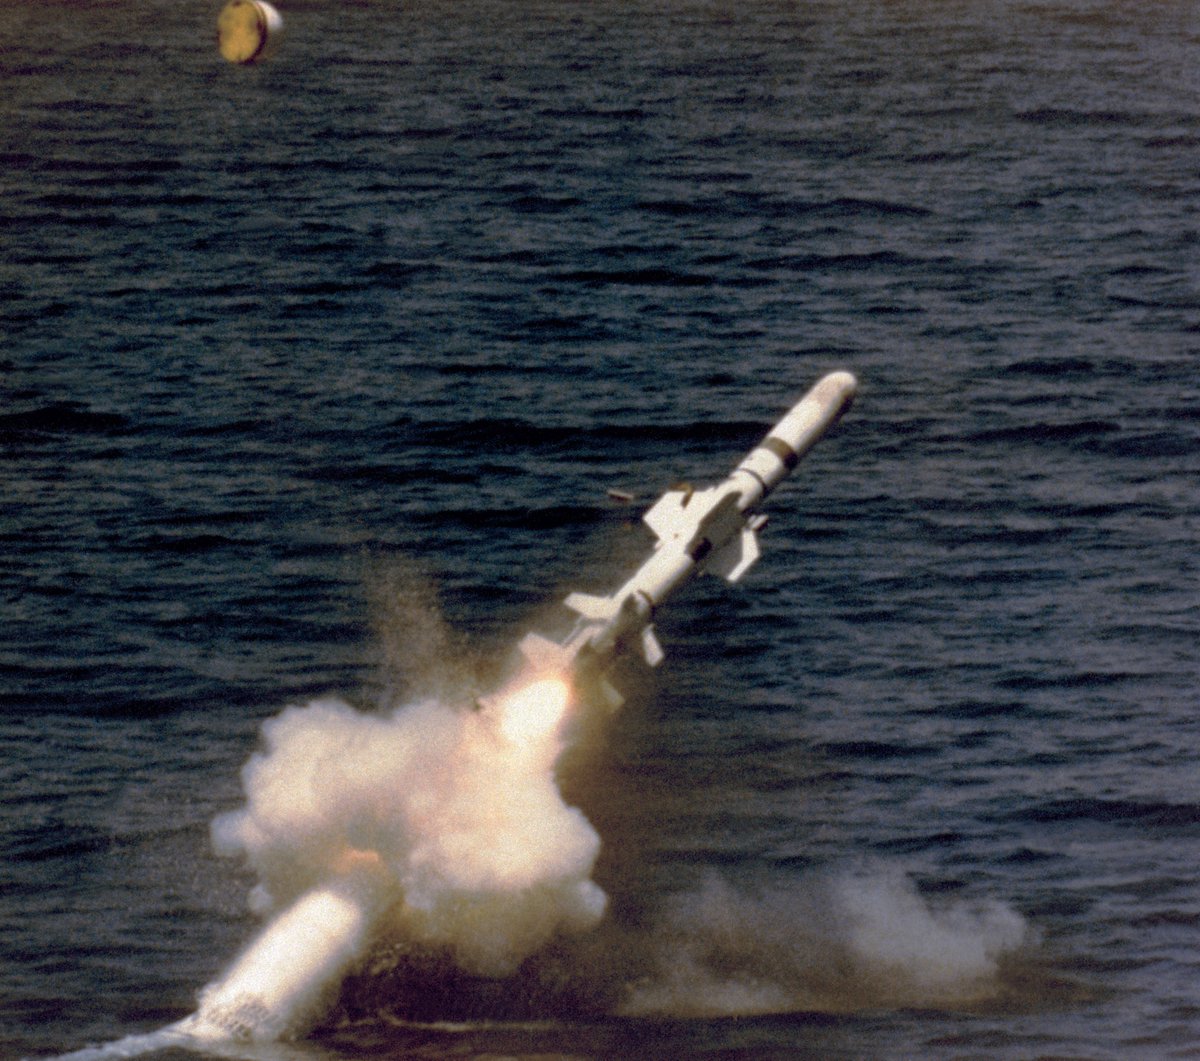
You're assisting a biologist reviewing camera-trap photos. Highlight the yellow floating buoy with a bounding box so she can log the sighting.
[217,0,283,64]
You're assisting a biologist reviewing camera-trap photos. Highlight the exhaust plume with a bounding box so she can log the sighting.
[194,679,604,1039]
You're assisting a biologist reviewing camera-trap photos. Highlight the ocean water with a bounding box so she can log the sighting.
[2,0,1198,1057]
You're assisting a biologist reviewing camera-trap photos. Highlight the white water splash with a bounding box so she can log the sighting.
[623,868,1031,1017]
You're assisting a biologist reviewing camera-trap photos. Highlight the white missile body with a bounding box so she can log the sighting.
[517,371,858,707]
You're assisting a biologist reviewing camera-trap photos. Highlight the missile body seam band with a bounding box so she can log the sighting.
[517,370,858,708]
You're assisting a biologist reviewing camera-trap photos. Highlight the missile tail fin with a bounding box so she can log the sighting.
[564,591,617,621]
[641,625,665,667]
[517,631,575,673]
[707,527,761,583]
[599,679,625,710]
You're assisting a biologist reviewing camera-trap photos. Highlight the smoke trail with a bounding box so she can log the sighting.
[363,555,472,708]
[622,868,1032,1017]
[182,677,604,1041]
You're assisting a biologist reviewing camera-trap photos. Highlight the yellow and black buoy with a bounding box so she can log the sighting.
[217,0,283,64]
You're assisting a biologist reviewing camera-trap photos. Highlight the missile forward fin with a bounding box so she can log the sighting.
[707,527,761,583]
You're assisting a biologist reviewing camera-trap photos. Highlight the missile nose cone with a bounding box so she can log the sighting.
[812,370,858,414]
[774,370,858,450]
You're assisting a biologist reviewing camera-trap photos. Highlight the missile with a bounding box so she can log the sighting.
[516,370,858,708]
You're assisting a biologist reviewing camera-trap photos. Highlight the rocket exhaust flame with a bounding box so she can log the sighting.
[491,675,573,749]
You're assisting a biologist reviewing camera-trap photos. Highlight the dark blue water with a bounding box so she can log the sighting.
[3,0,1198,1057]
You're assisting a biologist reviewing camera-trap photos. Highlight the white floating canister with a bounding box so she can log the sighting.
[217,0,283,64]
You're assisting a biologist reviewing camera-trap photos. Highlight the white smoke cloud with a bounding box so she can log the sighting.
[622,868,1031,1017]
[212,694,605,979]
[173,684,606,1041]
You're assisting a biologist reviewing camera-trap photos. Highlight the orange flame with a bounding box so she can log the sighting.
[495,676,571,747]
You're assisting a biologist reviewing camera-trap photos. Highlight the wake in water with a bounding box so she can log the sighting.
[329,861,1038,1028]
